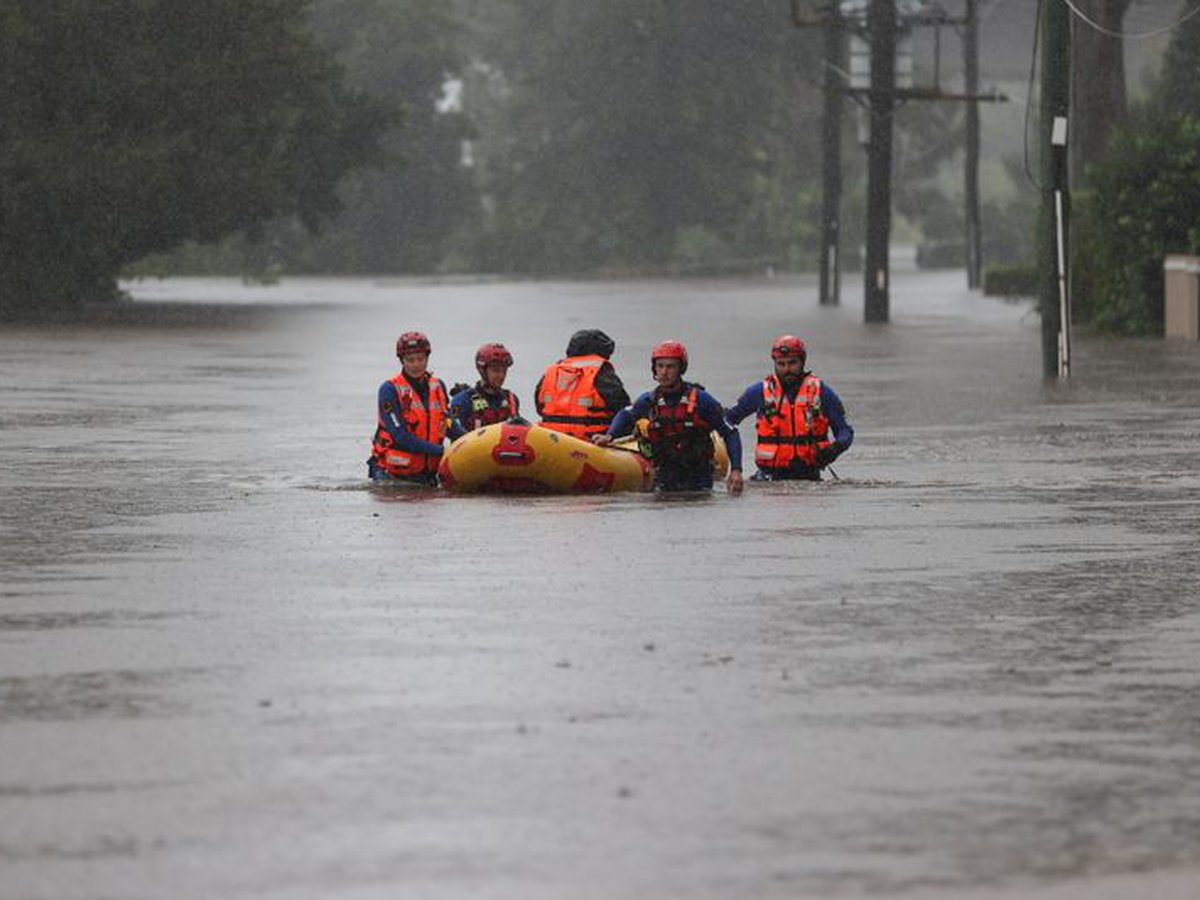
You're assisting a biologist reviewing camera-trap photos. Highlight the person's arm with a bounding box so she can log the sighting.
[378,382,445,456]
[446,391,469,441]
[810,383,851,469]
[592,394,644,443]
[595,365,631,411]
[820,382,853,459]
[723,382,762,426]
[533,375,545,416]
[700,395,743,472]
[699,392,744,493]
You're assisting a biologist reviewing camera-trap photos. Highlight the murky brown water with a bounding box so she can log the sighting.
[3,271,1200,899]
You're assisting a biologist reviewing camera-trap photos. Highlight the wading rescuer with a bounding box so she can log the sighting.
[725,334,853,481]
[593,340,744,494]
[367,331,450,484]
[450,342,520,433]
[535,329,629,438]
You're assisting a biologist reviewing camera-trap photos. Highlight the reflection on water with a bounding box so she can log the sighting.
[365,482,450,504]
[0,669,198,721]
[0,611,182,632]
[2,274,1200,899]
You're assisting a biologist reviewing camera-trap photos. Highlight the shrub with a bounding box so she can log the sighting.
[1086,113,1200,335]
[982,262,1038,298]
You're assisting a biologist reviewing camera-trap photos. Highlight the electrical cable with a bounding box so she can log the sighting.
[1058,0,1200,40]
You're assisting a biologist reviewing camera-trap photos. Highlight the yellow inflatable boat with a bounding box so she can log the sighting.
[438,420,728,494]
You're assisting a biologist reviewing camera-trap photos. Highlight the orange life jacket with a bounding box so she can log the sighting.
[371,371,448,478]
[754,373,831,470]
[538,355,615,438]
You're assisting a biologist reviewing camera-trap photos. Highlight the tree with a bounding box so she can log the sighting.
[1155,0,1200,115]
[279,0,477,273]
[1069,0,1133,186]
[891,97,965,243]
[0,0,390,314]
[460,0,822,274]
[1083,3,1200,334]
[1087,114,1200,333]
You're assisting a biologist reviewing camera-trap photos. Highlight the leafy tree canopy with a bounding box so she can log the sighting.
[282,0,476,273]
[0,0,391,313]
[1083,3,1200,334]
[460,0,821,274]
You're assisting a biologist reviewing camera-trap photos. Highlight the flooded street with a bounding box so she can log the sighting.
[3,271,1200,899]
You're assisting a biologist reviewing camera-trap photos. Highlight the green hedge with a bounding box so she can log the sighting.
[982,262,1038,298]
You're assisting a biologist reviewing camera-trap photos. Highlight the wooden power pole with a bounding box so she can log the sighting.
[964,0,981,289]
[794,0,1004,320]
[819,4,845,306]
[1038,0,1071,378]
[864,0,896,323]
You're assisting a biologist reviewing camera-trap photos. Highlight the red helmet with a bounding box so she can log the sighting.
[475,342,513,373]
[770,334,807,362]
[396,331,431,357]
[650,339,688,375]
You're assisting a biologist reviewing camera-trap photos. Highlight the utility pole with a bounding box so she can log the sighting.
[864,0,896,323]
[819,3,845,306]
[795,0,1003,319]
[963,0,981,289]
[1038,0,1071,378]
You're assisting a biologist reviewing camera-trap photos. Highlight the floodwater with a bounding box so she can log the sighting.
[2,270,1200,900]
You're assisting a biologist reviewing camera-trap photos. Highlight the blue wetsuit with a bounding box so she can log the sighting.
[606,384,743,491]
[725,376,853,480]
[448,384,520,435]
[367,376,448,481]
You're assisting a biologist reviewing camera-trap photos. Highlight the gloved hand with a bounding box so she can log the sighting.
[814,441,843,469]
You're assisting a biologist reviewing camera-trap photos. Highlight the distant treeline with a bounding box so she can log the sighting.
[134,0,834,281]
[5,0,1197,335]
[0,0,1012,307]
[0,0,392,312]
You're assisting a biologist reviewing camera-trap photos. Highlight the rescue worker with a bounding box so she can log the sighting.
[725,334,854,481]
[593,340,743,494]
[367,331,450,484]
[535,328,629,439]
[449,342,520,433]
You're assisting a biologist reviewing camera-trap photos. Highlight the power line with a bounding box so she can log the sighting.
[1059,0,1200,40]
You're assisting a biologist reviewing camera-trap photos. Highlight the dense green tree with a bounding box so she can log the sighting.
[892,99,965,243]
[280,0,476,272]
[1083,3,1200,334]
[0,0,388,313]
[130,0,476,277]
[460,0,822,274]
[1087,115,1200,333]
